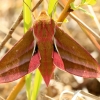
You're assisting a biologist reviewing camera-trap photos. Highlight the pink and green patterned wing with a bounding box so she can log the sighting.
[0,29,36,82]
[55,26,100,78]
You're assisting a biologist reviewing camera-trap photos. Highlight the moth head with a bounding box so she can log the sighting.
[36,11,51,21]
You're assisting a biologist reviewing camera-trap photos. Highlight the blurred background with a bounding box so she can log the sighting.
[0,0,100,100]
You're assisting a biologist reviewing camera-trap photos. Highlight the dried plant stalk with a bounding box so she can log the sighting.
[0,0,43,50]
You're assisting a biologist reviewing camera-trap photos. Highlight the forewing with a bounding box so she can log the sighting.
[55,26,100,78]
[0,29,34,82]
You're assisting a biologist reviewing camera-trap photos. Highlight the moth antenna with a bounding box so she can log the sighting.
[48,0,58,17]
[23,0,35,19]
[23,0,32,12]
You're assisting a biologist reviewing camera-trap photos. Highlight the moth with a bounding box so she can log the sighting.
[0,11,100,85]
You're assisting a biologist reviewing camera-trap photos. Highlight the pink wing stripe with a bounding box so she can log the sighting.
[53,51,65,70]
[28,52,40,73]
